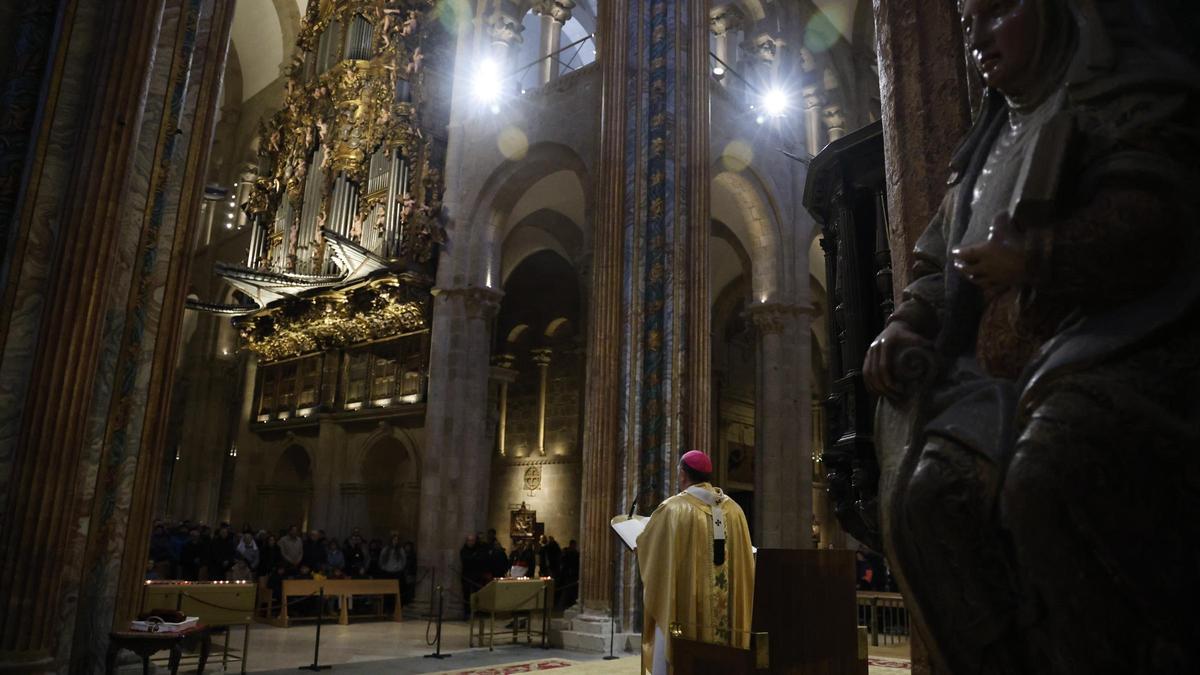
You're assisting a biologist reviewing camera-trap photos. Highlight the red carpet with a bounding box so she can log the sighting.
[442,660,575,674]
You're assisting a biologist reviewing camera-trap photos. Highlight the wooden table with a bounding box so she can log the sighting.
[142,581,255,673]
[468,578,553,650]
[278,578,403,627]
[105,624,211,675]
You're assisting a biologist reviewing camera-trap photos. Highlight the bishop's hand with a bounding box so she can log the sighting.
[952,212,1027,292]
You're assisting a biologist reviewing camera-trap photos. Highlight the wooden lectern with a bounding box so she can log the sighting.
[671,549,863,675]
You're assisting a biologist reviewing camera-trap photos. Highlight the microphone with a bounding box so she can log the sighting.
[628,487,653,519]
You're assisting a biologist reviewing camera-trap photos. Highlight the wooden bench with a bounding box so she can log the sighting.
[278,578,403,627]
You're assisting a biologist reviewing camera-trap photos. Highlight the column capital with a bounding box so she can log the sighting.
[742,33,785,66]
[745,301,814,335]
[492,352,517,370]
[486,11,527,47]
[709,5,744,36]
[532,0,576,24]
[432,285,504,319]
[531,347,553,366]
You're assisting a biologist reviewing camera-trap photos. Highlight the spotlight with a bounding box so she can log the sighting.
[474,58,503,106]
[712,65,726,79]
[761,87,790,118]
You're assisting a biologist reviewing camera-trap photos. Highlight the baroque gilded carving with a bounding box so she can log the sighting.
[236,272,433,361]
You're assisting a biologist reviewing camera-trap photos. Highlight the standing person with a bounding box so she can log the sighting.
[236,532,260,572]
[488,540,510,580]
[543,536,562,580]
[179,529,205,581]
[258,534,282,579]
[380,535,406,580]
[460,534,482,613]
[401,541,417,603]
[279,525,304,571]
[344,534,368,578]
[367,538,384,576]
[302,530,326,571]
[324,539,346,577]
[637,451,755,675]
[208,524,239,580]
[559,540,579,609]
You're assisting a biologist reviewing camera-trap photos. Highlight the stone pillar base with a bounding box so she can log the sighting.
[553,609,640,655]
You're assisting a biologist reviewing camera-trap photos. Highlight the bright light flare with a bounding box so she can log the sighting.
[474,58,503,105]
[761,87,790,118]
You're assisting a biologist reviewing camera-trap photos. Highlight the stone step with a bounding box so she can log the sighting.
[560,630,610,653]
[550,617,572,631]
[569,617,612,636]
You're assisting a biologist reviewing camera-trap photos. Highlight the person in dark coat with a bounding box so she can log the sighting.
[179,529,205,581]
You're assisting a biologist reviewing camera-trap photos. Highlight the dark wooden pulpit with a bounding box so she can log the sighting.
[671,549,862,675]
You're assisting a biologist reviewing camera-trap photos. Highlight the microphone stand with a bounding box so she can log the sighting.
[603,558,619,660]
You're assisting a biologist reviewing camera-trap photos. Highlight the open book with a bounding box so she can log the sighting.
[610,514,648,551]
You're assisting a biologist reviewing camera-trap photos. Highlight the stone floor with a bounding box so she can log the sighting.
[141,620,911,673]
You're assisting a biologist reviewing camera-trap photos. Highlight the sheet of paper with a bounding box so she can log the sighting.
[610,515,648,551]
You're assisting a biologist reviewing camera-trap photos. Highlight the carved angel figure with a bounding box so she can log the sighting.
[863,1,1200,673]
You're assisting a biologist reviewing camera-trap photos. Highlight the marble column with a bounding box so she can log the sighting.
[872,2,972,671]
[578,0,711,624]
[872,0,972,291]
[0,0,234,671]
[416,286,502,616]
[747,302,814,549]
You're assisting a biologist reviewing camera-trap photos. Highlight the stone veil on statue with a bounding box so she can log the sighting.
[862,0,1200,672]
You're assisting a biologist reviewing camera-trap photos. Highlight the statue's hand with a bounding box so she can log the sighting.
[952,213,1027,291]
[865,320,933,401]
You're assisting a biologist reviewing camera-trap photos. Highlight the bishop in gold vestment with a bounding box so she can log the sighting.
[636,451,755,675]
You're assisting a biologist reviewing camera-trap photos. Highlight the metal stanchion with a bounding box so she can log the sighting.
[603,559,618,660]
[424,585,452,660]
[299,587,331,671]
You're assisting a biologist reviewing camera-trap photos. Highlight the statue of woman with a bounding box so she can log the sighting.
[864,1,1200,672]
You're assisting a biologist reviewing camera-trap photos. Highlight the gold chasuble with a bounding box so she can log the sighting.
[636,483,755,674]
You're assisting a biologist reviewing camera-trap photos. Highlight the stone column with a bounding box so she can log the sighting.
[416,286,502,616]
[747,302,813,549]
[872,0,972,290]
[801,84,826,159]
[533,0,575,85]
[532,348,552,455]
[0,0,234,670]
[578,0,711,626]
[492,354,517,456]
[709,6,743,80]
[485,9,525,92]
[872,2,972,671]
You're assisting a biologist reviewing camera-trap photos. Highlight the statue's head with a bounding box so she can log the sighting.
[960,0,1074,101]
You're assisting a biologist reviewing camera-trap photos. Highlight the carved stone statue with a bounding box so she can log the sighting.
[863,1,1200,672]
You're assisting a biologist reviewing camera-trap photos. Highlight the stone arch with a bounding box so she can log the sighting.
[501,207,585,285]
[354,429,420,540]
[458,142,591,289]
[350,423,421,484]
[712,167,785,302]
[229,0,286,102]
[260,442,314,532]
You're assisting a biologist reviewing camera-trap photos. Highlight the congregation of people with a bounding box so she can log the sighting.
[147,520,418,604]
[459,529,579,611]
